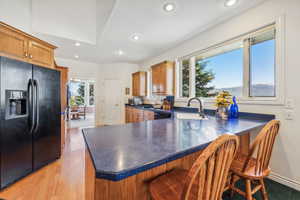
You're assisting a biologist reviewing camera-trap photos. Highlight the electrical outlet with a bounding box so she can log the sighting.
[286,99,294,109]
[285,110,294,120]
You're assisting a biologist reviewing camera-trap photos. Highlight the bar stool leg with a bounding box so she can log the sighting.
[245,179,252,200]
[230,174,238,198]
[259,179,269,200]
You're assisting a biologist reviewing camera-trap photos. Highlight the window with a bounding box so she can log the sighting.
[180,59,190,97]
[69,79,95,107]
[249,29,276,97]
[89,82,95,106]
[70,80,86,106]
[178,24,277,101]
[195,41,243,97]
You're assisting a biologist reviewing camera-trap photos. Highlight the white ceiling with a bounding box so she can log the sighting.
[32,0,267,64]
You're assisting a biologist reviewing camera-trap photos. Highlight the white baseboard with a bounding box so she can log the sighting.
[269,172,300,191]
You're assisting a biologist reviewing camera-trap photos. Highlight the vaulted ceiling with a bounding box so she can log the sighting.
[27,0,268,64]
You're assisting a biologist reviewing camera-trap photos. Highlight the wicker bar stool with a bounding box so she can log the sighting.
[149,134,239,200]
[230,120,280,200]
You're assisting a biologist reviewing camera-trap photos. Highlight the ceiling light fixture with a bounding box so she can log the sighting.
[224,0,238,7]
[163,2,176,12]
[115,50,124,56]
[74,54,79,59]
[131,33,141,41]
[75,42,81,46]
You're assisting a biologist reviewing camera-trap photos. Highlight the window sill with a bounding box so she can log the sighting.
[175,97,285,106]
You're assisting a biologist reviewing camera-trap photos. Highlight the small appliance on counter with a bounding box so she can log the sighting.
[128,97,143,105]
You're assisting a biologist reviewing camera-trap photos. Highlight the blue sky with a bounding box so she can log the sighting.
[197,40,275,89]
[70,81,82,96]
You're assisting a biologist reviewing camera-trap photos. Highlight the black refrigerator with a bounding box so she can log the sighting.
[0,56,61,189]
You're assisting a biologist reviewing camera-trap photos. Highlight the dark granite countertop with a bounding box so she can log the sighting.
[82,113,274,181]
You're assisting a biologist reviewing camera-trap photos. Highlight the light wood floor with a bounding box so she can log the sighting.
[0,128,86,200]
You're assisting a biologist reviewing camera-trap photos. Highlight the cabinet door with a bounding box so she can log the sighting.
[151,61,174,96]
[28,40,54,68]
[159,64,167,94]
[127,107,133,123]
[137,109,144,122]
[125,106,130,123]
[0,25,28,62]
[132,73,139,96]
[144,110,154,121]
[152,66,160,94]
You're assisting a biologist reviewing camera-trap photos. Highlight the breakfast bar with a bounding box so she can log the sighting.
[83,114,274,200]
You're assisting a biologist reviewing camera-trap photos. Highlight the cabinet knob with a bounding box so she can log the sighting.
[24,52,28,58]
[29,54,33,59]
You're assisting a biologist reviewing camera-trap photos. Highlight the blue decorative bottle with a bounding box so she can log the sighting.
[229,96,239,119]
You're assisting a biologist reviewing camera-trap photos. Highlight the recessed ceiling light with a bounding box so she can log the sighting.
[224,0,238,7]
[75,42,81,46]
[131,33,141,41]
[74,54,79,59]
[115,50,124,56]
[163,2,176,12]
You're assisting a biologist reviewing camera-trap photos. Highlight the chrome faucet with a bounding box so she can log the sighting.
[187,97,205,118]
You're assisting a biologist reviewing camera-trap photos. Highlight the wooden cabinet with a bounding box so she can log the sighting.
[144,110,155,121]
[28,40,54,67]
[0,25,28,61]
[125,106,132,123]
[0,22,56,68]
[125,106,155,123]
[151,61,174,96]
[132,71,147,96]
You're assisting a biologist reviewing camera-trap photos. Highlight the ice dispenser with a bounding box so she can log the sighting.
[5,90,28,119]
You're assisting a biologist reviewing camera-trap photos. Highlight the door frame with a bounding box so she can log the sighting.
[68,77,96,127]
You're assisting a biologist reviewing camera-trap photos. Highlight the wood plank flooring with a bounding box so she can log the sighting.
[0,128,85,200]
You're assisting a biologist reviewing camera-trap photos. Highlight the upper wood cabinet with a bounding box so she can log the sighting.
[132,71,147,97]
[151,61,174,96]
[0,22,56,68]
[28,40,54,67]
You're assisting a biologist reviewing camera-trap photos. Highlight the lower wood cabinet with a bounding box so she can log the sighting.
[125,106,154,123]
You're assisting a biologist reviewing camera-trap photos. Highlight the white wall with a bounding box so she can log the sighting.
[140,0,300,190]
[0,0,32,33]
[56,58,139,126]
[97,63,140,125]
[56,57,99,80]
[56,57,101,124]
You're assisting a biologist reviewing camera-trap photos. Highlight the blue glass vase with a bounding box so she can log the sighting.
[229,96,239,119]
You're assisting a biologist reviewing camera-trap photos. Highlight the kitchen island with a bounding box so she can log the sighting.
[83,114,274,200]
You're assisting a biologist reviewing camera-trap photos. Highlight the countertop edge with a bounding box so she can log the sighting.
[83,120,269,181]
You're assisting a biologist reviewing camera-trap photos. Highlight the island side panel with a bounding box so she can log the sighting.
[93,150,203,200]
[85,150,95,200]
[239,132,250,154]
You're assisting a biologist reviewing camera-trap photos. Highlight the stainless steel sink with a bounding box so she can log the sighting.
[175,112,208,120]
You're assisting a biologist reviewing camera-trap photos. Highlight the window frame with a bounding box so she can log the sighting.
[69,79,96,107]
[176,17,285,105]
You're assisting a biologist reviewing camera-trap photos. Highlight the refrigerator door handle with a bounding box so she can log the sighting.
[33,79,39,134]
[28,79,35,134]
